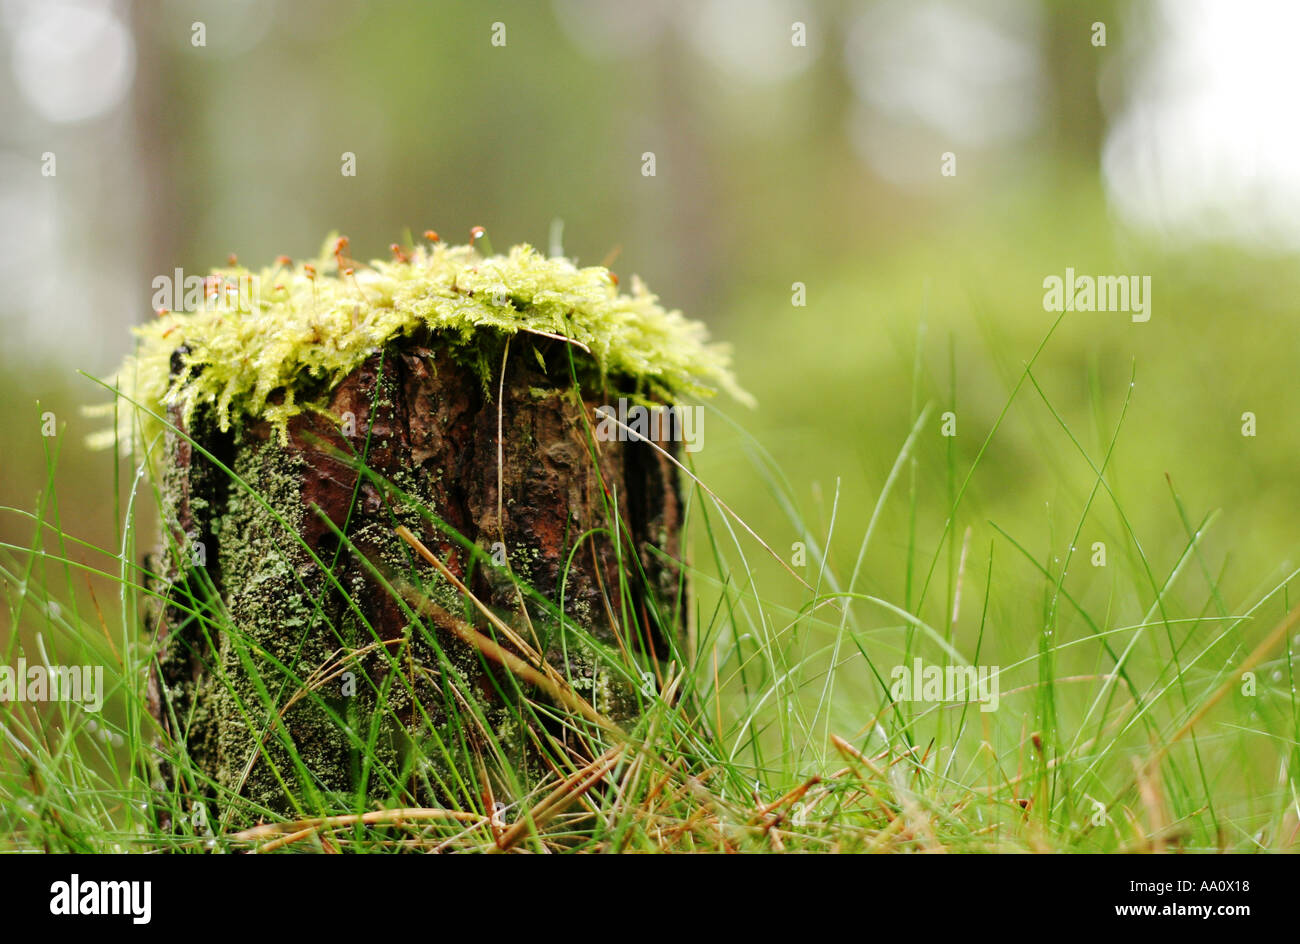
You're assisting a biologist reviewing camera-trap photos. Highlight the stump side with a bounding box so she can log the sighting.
[147,338,685,814]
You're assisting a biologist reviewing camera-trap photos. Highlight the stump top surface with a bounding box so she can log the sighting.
[98,234,748,455]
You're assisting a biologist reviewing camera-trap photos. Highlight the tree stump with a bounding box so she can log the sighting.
[146,335,693,815]
[114,236,744,821]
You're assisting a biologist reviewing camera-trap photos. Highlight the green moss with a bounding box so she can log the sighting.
[91,234,750,462]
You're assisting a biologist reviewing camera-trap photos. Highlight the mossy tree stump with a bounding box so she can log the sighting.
[107,235,746,819]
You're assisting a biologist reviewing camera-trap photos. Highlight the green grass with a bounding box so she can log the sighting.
[2,313,1298,854]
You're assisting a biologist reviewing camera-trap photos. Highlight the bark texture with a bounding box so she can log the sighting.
[145,336,684,816]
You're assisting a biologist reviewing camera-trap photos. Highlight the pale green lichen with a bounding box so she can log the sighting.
[91,234,750,460]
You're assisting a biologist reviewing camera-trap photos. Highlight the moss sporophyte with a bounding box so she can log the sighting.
[90,232,750,462]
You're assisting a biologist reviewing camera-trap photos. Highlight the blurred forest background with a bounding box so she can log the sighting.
[2,0,1299,754]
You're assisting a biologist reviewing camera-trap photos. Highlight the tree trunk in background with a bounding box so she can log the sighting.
[1044,1,1120,170]
[145,336,684,817]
